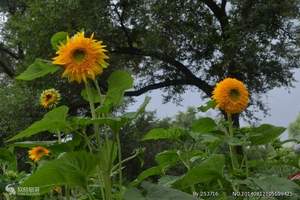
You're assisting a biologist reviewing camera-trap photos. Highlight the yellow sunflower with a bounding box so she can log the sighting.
[53,31,109,83]
[212,78,249,114]
[28,146,50,162]
[40,88,61,109]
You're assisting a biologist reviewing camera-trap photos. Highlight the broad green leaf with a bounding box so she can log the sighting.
[155,150,179,168]
[141,182,197,200]
[247,124,285,145]
[191,117,216,136]
[81,87,101,103]
[21,151,97,193]
[198,100,216,112]
[96,70,133,114]
[158,175,180,187]
[172,154,225,189]
[7,106,69,142]
[142,128,185,141]
[133,166,162,185]
[51,32,68,50]
[224,136,246,146]
[251,176,300,195]
[16,59,59,81]
[124,187,146,200]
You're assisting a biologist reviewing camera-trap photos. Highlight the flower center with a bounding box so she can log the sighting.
[45,94,53,101]
[229,89,240,101]
[72,49,86,62]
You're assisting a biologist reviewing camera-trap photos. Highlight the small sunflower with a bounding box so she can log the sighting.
[212,78,249,114]
[53,31,109,83]
[40,88,61,109]
[28,146,50,162]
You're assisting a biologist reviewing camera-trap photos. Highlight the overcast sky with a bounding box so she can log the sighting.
[127,69,300,130]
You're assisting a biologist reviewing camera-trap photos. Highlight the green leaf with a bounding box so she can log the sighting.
[124,187,146,200]
[133,166,162,185]
[191,117,217,134]
[158,176,180,187]
[51,32,68,50]
[7,106,69,142]
[251,176,300,195]
[198,100,216,112]
[141,182,197,200]
[142,128,185,141]
[155,150,179,168]
[96,70,133,114]
[81,87,101,103]
[21,151,97,193]
[172,154,225,189]
[16,59,59,81]
[247,124,285,145]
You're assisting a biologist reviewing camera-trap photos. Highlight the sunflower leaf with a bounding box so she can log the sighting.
[7,106,69,142]
[16,59,59,81]
[51,32,68,50]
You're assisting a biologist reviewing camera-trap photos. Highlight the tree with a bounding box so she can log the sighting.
[288,113,300,141]
[0,0,299,127]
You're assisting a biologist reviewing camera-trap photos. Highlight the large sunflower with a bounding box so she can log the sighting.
[28,146,50,162]
[212,78,249,114]
[53,32,109,83]
[40,88,61,109]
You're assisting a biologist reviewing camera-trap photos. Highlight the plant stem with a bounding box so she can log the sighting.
[242,145,249,177]
[227,113,239,171]
[116,131,123,190]
[85,81,101,145]
[57,131,62,144]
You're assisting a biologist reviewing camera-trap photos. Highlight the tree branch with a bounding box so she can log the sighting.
[112,4,133,47]
[0,43,20,59]
[0,60,14,77]
[112,46,213,96]
[202,0,228,34]
[124,79,189,96]
[221,0,227,10]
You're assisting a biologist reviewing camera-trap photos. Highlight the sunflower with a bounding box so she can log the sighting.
[53,31,109,83]
[212,78,249,114]
[40,88,61,109]
[28,146,50,162]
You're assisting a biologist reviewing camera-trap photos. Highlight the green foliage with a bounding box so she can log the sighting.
[251,176,300,195]
[50,32,68,50]
[7,106,69,142]
[125,182,197,200]
[96,70,133,114]
[247,124,285,145]
[173,154,225,189]
[142,128,185,141]
[288,113,300,141]
[16,59,59,81]
[191,117,217,134]
[21,151,97,193]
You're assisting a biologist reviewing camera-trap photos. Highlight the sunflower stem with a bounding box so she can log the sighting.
[227,113,239,171]
[115,131,123,191]
[85,81,101,146]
